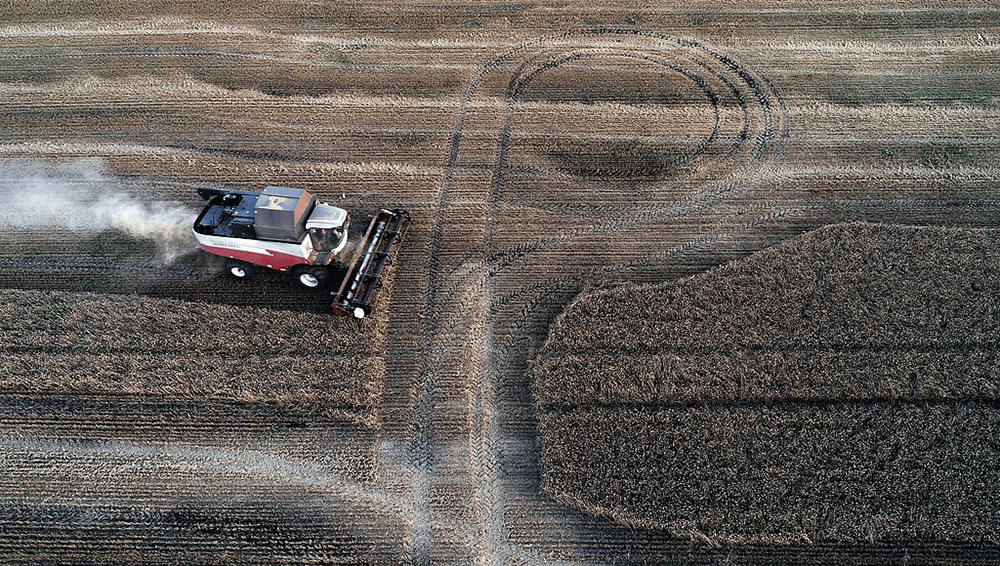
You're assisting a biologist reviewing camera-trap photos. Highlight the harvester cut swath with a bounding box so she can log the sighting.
[193,186,409,318]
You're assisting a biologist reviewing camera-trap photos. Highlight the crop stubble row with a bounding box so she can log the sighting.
[0,292,403,560]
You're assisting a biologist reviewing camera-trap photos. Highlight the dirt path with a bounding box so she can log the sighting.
[412,29,788,565]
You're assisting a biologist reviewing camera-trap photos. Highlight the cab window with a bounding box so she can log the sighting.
[309,227,346,252]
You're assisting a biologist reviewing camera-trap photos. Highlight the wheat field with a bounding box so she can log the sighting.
[534,223,1000,544]
[1,1,999,563]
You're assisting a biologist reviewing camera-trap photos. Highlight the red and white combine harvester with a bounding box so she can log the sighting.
[193,186,408,318]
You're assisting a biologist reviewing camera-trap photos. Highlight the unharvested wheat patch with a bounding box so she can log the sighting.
[544,224,1000,353]
[534,223,1000,542]
[0,289,389,422]
[539,402,1000,542]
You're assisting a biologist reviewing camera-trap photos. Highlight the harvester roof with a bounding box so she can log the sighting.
[305,203,348,230]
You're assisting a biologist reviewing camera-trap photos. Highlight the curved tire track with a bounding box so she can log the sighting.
[411,28,791,565]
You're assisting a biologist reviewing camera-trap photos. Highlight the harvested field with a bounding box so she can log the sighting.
[534,223,1000,543]
[1,1,1000,563]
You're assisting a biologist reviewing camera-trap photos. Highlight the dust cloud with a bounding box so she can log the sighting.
[0,158,197,263]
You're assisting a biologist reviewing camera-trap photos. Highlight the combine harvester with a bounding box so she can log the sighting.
[193,186,408,318]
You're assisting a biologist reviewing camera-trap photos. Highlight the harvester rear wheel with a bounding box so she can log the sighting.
[225,259,254,280]
[293,265,327,289]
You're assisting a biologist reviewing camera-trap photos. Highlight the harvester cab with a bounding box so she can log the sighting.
[192,186,408,318]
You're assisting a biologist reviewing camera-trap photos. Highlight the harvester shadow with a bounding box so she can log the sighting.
[140,255,337,315]
[0,251,334,315]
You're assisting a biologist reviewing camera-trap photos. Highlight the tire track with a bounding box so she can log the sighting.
[404,29,596,565]
[427,28,791,565]
[475,29,789,282]
[469,29,999,563]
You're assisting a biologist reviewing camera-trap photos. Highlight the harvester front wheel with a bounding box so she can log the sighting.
[225,259,254,280]
[293,265,327,289]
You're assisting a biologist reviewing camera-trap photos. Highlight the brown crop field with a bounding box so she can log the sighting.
[1,1,999,563]
[534,223,1000,544]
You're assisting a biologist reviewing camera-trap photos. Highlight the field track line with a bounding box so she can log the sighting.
[422,28,793,565]
[407,29,596,565]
